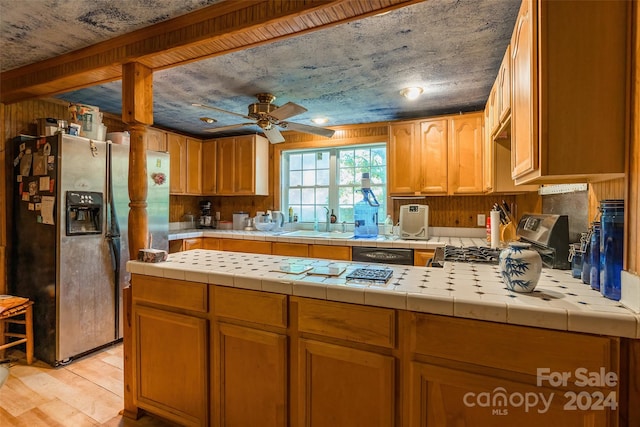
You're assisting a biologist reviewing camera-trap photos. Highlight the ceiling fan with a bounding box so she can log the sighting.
[192,93,335,144]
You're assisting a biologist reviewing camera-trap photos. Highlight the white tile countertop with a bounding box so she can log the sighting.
[127,249,640,339]
[168,228,490,250]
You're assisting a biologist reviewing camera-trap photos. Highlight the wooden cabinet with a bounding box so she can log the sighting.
[202,237,220,250]
[409,313,619,426]
[132,276,209,426]
[220,238,271,254]
[389,113,483,196]
[183,237,203,251]
[448,113,483,194]
[212,288,288,427]
[146,127,167,152]
[168,133,202,195]
[272,242,309,257]
[510,0,628,184]
[414,249,434,267]
[215,135,269,196]
[308,244,351,261]
[201,140,217,195]
[168,133,187,194]
[294,298,396,427]
[497,45,511,125]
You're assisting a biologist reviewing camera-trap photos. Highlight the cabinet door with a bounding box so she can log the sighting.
[410,362,611,427]
[220,239,272,254]
[213,322,287,427]
[272,242,309,257]
[297,339,394,427]
[419,119,448,194]
[146,128,167,152]
[510,0,537,179]
[167,133,187,194]
[201,140,217,195]
[202,237,220,250]
[186,137,202,195]
[414,250,434,267]
[449,113,484,194]
[388,122,419,194]
[483,105,493,192]
[498,45,511,124]
[234,135,257,194]
[134,305,208,426]
[183,237,203,251]
[216,137,236,195]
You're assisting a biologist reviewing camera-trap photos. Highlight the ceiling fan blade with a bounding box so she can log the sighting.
[262,126,285,144]
[282,121,335,138]
[204,122,255,133]
[192,103,253,120]
[269,102,307,121]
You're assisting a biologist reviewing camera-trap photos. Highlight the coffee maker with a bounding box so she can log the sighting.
[198,200,213,228]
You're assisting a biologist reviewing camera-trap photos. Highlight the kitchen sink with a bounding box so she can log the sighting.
[281,230,354,239]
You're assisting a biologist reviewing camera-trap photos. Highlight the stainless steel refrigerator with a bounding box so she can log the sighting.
[10,134,169,365]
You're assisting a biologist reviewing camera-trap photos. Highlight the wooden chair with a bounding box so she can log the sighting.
[0,296,34,364]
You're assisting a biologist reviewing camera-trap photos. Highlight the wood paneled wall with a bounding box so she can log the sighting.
[588,179,626,222]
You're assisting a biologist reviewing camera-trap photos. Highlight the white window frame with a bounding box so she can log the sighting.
[280,144,387,225]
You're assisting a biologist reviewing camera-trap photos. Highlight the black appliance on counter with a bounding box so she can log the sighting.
[516,213,570,270]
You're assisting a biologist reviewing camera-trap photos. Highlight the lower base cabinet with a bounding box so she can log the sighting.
[131,275,633,427]
[134,305,208,426]
[213,323,287,427]
[297,339,395,427]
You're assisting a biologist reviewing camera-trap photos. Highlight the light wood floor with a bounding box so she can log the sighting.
[0,343,179,426]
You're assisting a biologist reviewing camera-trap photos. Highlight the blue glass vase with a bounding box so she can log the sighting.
[600,200,624,301]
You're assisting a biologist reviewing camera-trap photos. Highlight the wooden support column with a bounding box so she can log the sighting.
[121,61,153,419]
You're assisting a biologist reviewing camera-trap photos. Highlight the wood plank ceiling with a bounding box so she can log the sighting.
[0,0,420,104]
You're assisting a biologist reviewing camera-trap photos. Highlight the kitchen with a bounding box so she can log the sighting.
[1,0,639,426]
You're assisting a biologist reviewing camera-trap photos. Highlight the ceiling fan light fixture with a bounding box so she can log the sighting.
[400,87,423,100]
[311,117,328,125]
[199,117,216,124]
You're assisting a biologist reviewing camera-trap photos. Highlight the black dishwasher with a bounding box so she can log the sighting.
[351,247,414,265]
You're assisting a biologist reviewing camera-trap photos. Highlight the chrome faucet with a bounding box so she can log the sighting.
[324,207,330,231]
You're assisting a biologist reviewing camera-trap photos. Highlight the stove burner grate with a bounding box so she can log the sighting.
[443,245,502,264]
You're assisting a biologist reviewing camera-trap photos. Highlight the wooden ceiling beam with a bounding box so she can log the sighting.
[0,0,420,104]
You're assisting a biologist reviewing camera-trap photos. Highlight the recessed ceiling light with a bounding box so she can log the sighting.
[400,87,424,100]
[311,117,328,125]
[199,117,216,124]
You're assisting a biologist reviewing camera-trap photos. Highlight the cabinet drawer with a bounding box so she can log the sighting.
[295,297,395,348]
[272,242,309,257]
[132,274,208,313]
[411,314,618,376]
[220,239,272,254]
[215,287,288,328]
[308,244,351,260]
[203,237,220,250]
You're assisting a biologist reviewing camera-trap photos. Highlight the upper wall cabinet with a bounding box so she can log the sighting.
[510,0,629,185]
[388,112,484,196]
[146,127,167,152]
[215,134,269,196]
[168,133,202,195]
[201,140,217,195]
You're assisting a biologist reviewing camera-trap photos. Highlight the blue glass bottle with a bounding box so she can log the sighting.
[589,222,601,291]
[599,200,624,301]
[581,228,593,285]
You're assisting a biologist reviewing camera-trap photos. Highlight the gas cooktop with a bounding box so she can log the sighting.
[430,245,502,267]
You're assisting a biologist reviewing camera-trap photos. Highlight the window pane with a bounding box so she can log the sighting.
[288,188,301,204]
[316,187,329,205]
[300,205,316,222]
[317,169,330,186]
[339,168,355,185]
[339,187,355,205]
[370,166,385,184]
[301,188,315,204]
[302,170,316,186]
[316,151,330,168]
[355,148,370,167]
[339,150,355,168]
[338,206,354,223]
[289,154,302,170]
[371,147,386,166]
[289,170,302,186]
[302,153,316,169]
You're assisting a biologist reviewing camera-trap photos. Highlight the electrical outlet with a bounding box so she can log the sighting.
[477,213,486,227]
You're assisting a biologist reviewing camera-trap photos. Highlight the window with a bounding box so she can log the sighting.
[281,144,387,225]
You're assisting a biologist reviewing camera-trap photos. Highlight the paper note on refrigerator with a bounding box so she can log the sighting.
[41,196,55,225]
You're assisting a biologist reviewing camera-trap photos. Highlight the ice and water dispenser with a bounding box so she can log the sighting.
[66,191,103,235]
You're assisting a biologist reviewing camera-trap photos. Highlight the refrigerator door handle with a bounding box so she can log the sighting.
[106,234,121,274]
